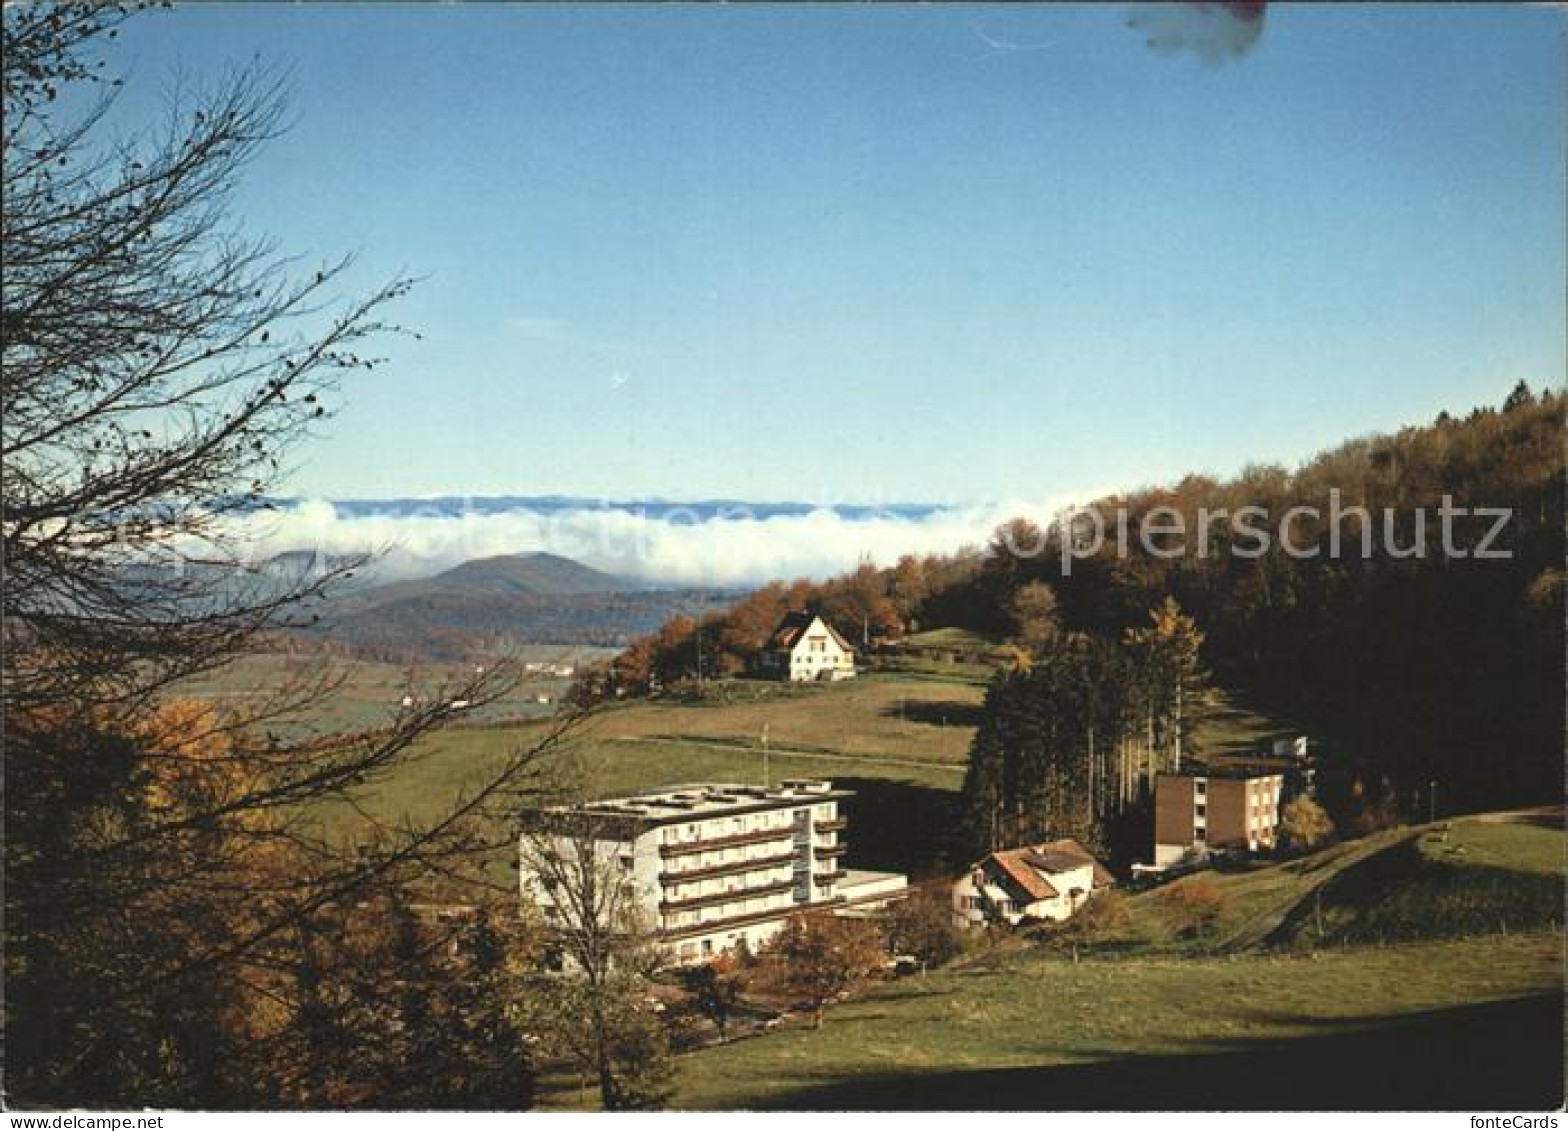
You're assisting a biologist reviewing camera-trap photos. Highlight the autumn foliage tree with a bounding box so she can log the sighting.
[762,912,884,1029]
[878,890,962,975]
[1279,795,1336,855]
[678,956,749,1042]
[2,3,574,1106]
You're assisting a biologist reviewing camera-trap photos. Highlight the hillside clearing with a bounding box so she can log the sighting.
[668,812,1565,1110]
[667,932,1562,1110]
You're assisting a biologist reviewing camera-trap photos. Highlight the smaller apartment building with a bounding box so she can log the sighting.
[521,779,905,964]
[1153,769,1285,867]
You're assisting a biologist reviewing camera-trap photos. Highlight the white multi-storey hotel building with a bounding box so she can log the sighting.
[520,779,906,963]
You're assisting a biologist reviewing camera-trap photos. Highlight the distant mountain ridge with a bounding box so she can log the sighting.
[350,552,639,605]
[298,550,734,659]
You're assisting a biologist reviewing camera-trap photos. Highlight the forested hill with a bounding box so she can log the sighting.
[613,384,1565,820]
[1030,383,1565,816]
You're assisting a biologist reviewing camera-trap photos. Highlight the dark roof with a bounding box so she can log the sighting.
[1033,838,1116,888]
[766,611,856,653]
[985,853,1058,903]
[1021,848,1091,874]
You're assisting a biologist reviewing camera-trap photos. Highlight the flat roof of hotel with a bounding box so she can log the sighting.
[527,779,853,829]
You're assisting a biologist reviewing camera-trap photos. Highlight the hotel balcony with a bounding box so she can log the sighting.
[659,894,847,941]
[659,849,797,884]
[812,869,847,885]
[657,826,793,859]
[658,877,795,913]
[812,843,847,860]
[814,816,848,833]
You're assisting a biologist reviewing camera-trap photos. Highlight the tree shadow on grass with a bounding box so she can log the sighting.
[835,776,964,880]
[877,699,986,729]
[747,992,1564,1111]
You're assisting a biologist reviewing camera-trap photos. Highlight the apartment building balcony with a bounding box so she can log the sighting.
[659,850,797,884]
[812,843,847,860]
[812,869,847,885]
[658,877,795,913]
[657,826,793,859]
[814,816,848,833]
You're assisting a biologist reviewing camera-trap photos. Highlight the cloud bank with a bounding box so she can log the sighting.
[229,495,1099,588]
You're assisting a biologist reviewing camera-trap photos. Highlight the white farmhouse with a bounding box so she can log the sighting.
[952,839,1114,927]
[759,612,857,682]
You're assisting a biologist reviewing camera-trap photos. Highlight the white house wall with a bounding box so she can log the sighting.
[786,616,856,682]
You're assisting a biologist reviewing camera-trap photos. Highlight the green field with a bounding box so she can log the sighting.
[299,672,983,876]
[899,627,998,651]
[670,933,1562,1110]
[193,663,1304,882]
[668,812,1565,1111]
[175,649,615,736]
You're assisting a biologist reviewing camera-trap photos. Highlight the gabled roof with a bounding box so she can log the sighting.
[766,611,856,653]
[1033,837,1116,888]
[983,852,1059,903]
[973,838,1115,904]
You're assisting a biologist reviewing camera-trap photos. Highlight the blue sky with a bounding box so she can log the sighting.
[111,3,1564,506]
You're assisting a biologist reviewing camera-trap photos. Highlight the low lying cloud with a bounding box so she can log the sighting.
[226,495,1097,588]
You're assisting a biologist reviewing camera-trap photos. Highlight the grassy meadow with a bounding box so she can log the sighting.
[665,811,1564,1111]
[182,656,1304,881]
[668,931,1563,1110]
[339,672,982,877]
[175,649,616,736]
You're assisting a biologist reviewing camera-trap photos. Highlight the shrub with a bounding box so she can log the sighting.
[1160,877,1228,939]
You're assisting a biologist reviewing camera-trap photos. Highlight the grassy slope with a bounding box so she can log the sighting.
[899,627,997,650]
[1191,688,1303,758]
[174,650,615,736]
[1100,814,1563,956]
[672,933,1562,1110]
[195,657,1287,846]
[293,672,983,877]
[207,667,1296,882]
[671,813,1565,1111]
[318,673,979,816]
